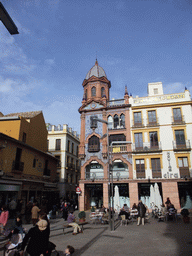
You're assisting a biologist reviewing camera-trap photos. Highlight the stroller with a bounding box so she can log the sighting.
[3,232,25,256]
[4,237,59,256]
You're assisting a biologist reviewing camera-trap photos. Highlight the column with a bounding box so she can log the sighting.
[129,182,138,208]
[79,182,85,211]
[162,181,180,209]
[103,182,109,208]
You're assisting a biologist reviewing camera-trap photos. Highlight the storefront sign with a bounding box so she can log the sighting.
[134,93,185,104]
[0,184,20,191]
[163,172,178,179]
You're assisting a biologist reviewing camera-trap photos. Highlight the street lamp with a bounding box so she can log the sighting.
[0,3,19,35]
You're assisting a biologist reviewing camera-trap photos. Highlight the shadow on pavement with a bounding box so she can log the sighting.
[163,218,192,255]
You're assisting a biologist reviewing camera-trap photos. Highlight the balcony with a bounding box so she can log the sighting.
[12,161,24,172]
[173,140,191,151]
[152,170,162,178]
[172,115,185,125]
[132,119,145,128]
[111,145,129,154]
[132,142,162,153]
[179,167,190,178]
[107,99,125,107]
[136,170,145,179]
[108,125,126,130]
[146,118,159,127]
[85,171,104,180]
[88,145,100,152]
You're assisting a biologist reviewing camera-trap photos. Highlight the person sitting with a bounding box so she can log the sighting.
[99,205,106,213]
[132,203,138,210]
[119,208,130,220]
[123,204,129,213]
[67,210,82,235]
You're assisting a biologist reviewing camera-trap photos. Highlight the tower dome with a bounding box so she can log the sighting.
[85,59,107,79]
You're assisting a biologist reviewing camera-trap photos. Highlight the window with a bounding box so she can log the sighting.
[33,159,36,168]
[175,130,185,146]
[88,135,100,152]
[47,140,49,150]
[43,160,50,176]
[109,134,126,145]
[148,110,156,124]
[22,132,26,143]
[114,115,119,129]
[55,155,61,168]
[136,159,145,178]
[67,140,70,152]
[101,87,105,97]
[136,159,145,172]
[76,146,79,157]
[134,112,142,126]
[120,114,125,128]
[173,108,182,122]
[55,139,61,150]
[178,157,189,178]
[134,133,143,149]
[67,156,70,167]
[108,115,113,129]
[151,158,161,178]
[91,86,96,97]
[178,157,188,168]
[85,89,87,100]
[72,143,74,154]
[154,88,158,94]
[149,131,158,148]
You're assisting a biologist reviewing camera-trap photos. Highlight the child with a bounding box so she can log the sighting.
[65,245,75,255]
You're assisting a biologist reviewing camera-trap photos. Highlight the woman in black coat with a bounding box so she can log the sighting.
[137,200,146,226]
[20,217,50,256]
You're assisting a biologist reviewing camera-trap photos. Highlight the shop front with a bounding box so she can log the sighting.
[84,184,103,210]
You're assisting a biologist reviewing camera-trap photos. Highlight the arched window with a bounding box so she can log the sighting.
[101,87,105,97]
[108,115,113,129]
[91,86,96,97]
[120,114,125,128]
[114,115,119,129]
[88,135,100,152]
[85,89,87,100]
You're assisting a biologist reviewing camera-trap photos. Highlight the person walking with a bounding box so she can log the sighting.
[31,202,40,226]
[137,200,146,226]
[20,215,50,256]
[67,210,82,235]
[0,205,9,233]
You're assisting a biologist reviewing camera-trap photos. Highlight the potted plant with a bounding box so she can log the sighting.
[181,208,190,223]
[78,211,86,223]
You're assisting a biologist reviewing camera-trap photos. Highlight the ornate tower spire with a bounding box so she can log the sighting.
[125,85,129,96]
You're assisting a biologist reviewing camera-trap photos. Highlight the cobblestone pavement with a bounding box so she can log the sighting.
[1,212,192,256]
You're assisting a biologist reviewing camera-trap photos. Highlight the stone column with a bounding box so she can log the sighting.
[79,182,85,211]
[162,181,180,209]
[103,182,109,208]
[129,182,138,208]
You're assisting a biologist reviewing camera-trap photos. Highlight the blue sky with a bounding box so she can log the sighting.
[0,0,191,133]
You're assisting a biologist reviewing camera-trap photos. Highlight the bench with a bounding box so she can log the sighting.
[63,221,88,235]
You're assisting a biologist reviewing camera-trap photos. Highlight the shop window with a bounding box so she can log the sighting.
[88,135,100,152]
[91,86,96,97]
[55,139,61,150]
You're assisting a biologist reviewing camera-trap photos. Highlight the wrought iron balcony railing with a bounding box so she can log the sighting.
[172,115,185,125]
[173,140,191,151]
[132,142,162,152]
[146,117,159,127]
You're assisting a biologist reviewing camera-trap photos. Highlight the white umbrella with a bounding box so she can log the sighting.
[150,184,155,209]
[154,183,162,209]
[114,185,120,213]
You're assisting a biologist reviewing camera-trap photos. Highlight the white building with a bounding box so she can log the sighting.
[47,124,81,201]
[129,82,192,209]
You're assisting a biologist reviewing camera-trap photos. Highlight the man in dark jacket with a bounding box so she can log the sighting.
[20,219,49,256]
[137,200,146,226]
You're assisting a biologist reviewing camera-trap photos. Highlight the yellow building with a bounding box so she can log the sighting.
[0,111,58,211]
